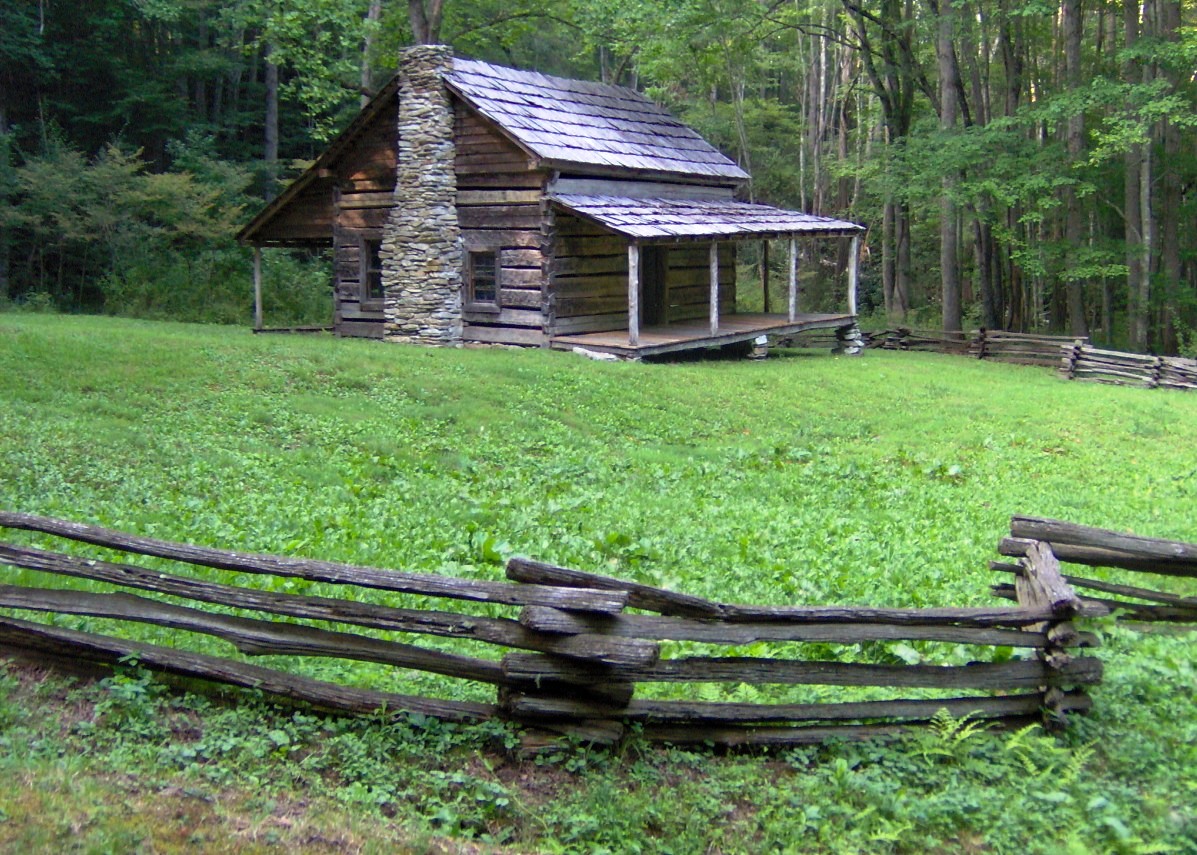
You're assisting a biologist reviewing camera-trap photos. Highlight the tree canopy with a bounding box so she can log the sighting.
[1,0,1194,352]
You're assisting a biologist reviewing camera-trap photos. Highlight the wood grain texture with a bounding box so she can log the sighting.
[1000,536,1196,579]
[503,690,1093,724]
[0,584,508,684]
[992,583,1195,623]
[0,513,628,613]
[0,544,655,665]
[1011,516,1197,569]
[518,605,1057,648]
[0,615,494,722]
[1021,541,1084,616]
[508,558,1082,626]
[502,652,1103,689]
[508,557,721,618]
[991,558,1197,609]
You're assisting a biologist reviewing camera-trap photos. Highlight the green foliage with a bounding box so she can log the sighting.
[0,134,329,325]
[1,317,1197,851]
[238,0,372,143]
[3,0,1195,346]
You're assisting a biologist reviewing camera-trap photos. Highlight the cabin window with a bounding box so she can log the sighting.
[465,250,500,311]
[360,239,384,306]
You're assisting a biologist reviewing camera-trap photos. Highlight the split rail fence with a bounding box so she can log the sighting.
[0,511,1105,749]
[868,328,1197,392]
[993,516,1197,624]
[870,328,1081,366]
[1059,343,1197,391]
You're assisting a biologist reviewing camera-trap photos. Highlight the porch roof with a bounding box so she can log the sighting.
[550,194,865,242]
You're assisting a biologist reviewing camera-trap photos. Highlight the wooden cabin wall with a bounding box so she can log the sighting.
[331,107,397,339]
[665,243,736,323]
[454,102,548,346]
[548,213,629,335]
[548,214,737,334]
[253,179,337,245]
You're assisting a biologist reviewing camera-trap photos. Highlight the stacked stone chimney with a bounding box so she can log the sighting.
[381,45,463,345]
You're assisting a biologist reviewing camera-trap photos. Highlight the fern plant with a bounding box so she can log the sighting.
[916,709,993,765]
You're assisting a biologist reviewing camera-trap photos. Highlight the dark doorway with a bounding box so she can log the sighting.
[641,246,668,326]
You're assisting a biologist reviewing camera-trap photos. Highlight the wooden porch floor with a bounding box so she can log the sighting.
[550,312,857,358]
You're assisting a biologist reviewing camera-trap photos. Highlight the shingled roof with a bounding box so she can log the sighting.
[444,59,749,183]
[550,195,865,242]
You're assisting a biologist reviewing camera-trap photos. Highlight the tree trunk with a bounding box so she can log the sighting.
[843,0,918,322]
[882,199,897,318]
[996,0,1024,330]
[1124,0,1147,351]
[0,128,9,302]
[1062,0,1088,337]
[195,18,209,123]
[937,0,962,332]
[409,0,445,45]
[896,202,912,319]
[1157,0,1182,354]
[1137,138,1153,350]
[264,43,279,202]
[973,213,1000,329]
[360,0,383,107]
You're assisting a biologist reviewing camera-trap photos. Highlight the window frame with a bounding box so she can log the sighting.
[464,249,501,313]
[359,236,385,311]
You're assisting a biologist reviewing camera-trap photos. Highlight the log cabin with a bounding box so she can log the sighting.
[238,46,867,358]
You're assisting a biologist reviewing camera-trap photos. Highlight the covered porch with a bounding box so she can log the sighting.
[547,194,867,359]
[552,312,857,358]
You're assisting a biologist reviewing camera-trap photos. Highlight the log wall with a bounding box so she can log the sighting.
[281,95,757,346]
[454,104,549,346]
[548,213,736,336]
[331,107,399,339]
[549,213,629,335]
[327,98,555,344]
[664,242,736,323]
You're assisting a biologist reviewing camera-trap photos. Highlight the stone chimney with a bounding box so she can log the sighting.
[381,45,463,345]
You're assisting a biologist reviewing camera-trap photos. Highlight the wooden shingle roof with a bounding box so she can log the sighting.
[444,59,749,183]
[551,195,865,241]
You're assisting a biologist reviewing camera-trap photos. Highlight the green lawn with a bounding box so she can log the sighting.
[0,313,1194,853]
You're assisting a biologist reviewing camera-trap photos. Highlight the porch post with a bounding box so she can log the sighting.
[847,233,860,316]
[709,241,720,334]
[628,242,641,346]
[760,240,771,313]
[788,237,798,322]
[253,246,263,331]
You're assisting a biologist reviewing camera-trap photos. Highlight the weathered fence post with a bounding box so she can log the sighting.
[1014,541,1090,729]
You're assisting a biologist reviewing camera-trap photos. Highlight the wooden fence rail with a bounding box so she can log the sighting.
[868,330,1196,393]
[1059,344,1197,391]
[0,511,1106,750]
[992,516,1197,623]
[970,330,1082,367]
[869,328,1081,365]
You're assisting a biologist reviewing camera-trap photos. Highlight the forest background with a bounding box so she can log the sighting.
[0,0,1194,352]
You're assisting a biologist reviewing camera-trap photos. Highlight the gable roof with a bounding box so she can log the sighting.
[238,76,400,246]
[444,59,749,184]
[551,195,865,242]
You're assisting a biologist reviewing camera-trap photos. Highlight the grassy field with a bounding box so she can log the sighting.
[0,313,1194,853]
